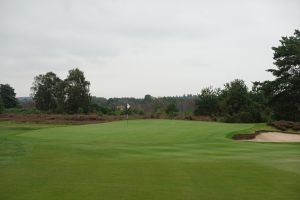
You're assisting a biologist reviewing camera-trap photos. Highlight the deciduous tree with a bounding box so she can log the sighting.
[0,84,17,108]
[64,68,91,113]
[31,72,63,112]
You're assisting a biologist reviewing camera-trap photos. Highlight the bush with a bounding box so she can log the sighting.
[238,111,254,123]
[3,107,41,114]
[165,103,178,119]
[97,111,103,116]
[220,111,263,123]
[292,122,300,131]
[185,115,194,120]
[77,107,84,114]
[270,120,299,131]
[260,107,274,122]
[107,110,119,116]
[99,106,109,115]
[155,110,163,118]
[220,114,236,123]
[293,123,300,131]
[139,110,145,115]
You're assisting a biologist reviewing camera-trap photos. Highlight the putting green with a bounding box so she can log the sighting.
[0,120,299,200]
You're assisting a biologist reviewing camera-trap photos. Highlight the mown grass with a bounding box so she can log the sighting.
[0,120,299,200]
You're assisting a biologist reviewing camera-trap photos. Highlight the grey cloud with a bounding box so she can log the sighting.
[0,0,299,97]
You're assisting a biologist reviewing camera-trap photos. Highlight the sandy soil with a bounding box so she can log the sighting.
[251,132,300,142]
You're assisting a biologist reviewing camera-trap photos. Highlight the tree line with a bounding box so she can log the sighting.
[1,30,299,122]
[90,94,196,118]
[194,30,299,122]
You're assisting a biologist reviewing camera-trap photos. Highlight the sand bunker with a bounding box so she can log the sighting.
[250,132,300,142]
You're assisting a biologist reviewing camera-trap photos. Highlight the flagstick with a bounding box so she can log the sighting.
[126,113,128,127]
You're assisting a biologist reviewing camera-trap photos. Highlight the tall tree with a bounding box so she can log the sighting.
[256,30,300,121]
[0,84,17,108]
[194,87,220,116]
[219,79,250,116]
[143,94,154,113]
[64,68,91,113]
[31,72,63,112]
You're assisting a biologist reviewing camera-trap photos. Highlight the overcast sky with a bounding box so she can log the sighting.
[0,0,299,98]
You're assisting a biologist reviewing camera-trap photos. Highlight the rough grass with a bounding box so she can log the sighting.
[0,120,299,200]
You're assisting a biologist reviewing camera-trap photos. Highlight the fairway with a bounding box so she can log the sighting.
[0,120,299,200]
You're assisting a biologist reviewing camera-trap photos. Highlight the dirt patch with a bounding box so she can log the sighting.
[234,130,300,142]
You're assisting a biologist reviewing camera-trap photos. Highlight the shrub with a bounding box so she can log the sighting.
[107,110,119,116]
[99,106,109,115]
[185,115,194,120]
[220,111,263,123]
[293,123,300,131]
[220,114,236,123]
[165,103,178,119]
[97,111,103,116]
[238,111,254,123]
[77,107,84,114]
[155,110,163,118]
[3,107,41,114]
[270,120,299,131]
[139,110,144,115]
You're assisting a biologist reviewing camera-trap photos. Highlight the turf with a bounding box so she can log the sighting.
[0,120,299,200]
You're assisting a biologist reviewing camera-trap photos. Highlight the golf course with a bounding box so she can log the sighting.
[0,120,299,200]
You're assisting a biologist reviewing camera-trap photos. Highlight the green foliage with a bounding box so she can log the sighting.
[89,95,196,118]
[31,72,63,112]
[0,97,4,114]
[99,106,110,115]
[25,29,299,123]
[0,84,17,108]
[256,30,300,121]
[193,80,269,123]
[219,79,250,115]
[77,107,84,114]
[64,68,91,114]
[143,94,155,113]
[194,87,219,116]
[90,103,100,113]
[31,68,91,114]
[97,111,103,116]
[3,107,41,114]
[138,110,144,115]
[108,110,120,116]
[143,94,153,103]
[218,79,268,123]
[165,103,178,118]
[222,112,255,123]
